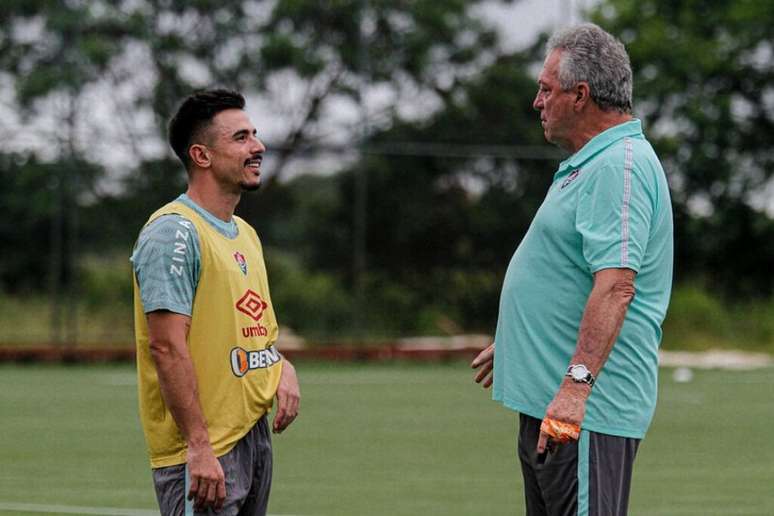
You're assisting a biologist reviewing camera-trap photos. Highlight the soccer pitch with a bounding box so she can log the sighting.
[0,361,772,515]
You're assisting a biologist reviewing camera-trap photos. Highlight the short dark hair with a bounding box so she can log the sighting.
[168,89,246,169]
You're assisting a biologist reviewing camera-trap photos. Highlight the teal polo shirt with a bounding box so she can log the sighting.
[130,194,238,316]
[492,119,673,438]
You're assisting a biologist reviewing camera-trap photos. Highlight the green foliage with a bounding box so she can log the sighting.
[0,154,59,292]
[258,50,556,335]
[1,1,133,105]
[0,291,134,345]
[81,158,188,251]
[264,249,353,338]
[79,254,133,310]
[593,0,774,298]
[0,152,104,292]
[662,284,732,349]
[0,293,52,343]
[661,284,774,352]
[266,248,500,338]
[2,0,774,343]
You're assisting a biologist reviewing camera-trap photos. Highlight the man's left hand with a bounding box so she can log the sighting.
[537,381,590,453]
[273,359,300,433]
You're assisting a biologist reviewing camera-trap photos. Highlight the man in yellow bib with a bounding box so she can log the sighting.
[131,89,300,515]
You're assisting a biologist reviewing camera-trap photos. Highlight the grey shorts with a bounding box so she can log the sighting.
[152,416,273,516]
[518,413,640,516]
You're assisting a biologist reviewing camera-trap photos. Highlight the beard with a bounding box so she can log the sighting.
[240,180,261,192]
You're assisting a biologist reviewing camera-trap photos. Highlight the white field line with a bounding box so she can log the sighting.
[0,502,304,516]
[0,502,158,516]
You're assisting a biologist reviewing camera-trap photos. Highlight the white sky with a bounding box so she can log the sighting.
[479,0,598,51]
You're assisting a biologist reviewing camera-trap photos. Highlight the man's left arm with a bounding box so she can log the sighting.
[537,267,636,452]
[272,356,300,433]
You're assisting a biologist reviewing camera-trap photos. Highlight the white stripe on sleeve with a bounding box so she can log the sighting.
[621,138,633,266]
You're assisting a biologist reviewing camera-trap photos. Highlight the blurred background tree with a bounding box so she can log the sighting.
[0,0,508,340]
[596,0,774,299]
[1,0,773,347]
[274,51,559,335]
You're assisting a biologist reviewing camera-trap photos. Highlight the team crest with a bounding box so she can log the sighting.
[233,251,248,275]
[561,169,582,189]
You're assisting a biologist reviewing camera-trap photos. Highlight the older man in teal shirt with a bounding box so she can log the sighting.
[472,24,673,516]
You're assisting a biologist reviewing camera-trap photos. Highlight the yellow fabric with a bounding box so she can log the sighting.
[134,201,282,468]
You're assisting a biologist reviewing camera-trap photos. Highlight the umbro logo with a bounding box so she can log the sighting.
[236,289,268,322]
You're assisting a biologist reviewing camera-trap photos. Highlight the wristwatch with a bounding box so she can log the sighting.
[566,364,596,387]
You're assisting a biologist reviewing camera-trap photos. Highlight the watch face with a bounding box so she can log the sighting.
[570,365,589,380]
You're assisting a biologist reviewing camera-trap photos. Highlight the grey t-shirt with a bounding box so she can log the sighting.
[131,194,239,315]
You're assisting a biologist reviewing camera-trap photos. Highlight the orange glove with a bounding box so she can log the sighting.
[540,417,580,443]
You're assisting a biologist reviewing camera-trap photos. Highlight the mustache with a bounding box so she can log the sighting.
[244,153,263,166]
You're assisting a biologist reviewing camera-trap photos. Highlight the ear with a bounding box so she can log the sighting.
[188,144,211,168]
[573,82,591,111]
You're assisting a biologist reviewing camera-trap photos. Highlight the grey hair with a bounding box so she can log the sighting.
[546,23,633,114]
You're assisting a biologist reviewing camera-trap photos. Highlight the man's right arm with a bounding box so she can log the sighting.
[147,311,226,511]
[133,215,224,510]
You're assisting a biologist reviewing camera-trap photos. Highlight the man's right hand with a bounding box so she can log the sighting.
[186,441,226,512]
[471,343,495,388]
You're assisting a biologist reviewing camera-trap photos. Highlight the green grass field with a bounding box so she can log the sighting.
[0,361,772,515]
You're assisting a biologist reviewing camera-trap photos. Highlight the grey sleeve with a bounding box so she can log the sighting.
[130,214,201,316]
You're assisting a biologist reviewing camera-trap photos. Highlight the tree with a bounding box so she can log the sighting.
[592,0,774,297]
[0,0,510,240]
[134,0,507,195]
[0,154,57,291]
[265,48,561,334]
[0,0,146,337]
[0,0,515,338]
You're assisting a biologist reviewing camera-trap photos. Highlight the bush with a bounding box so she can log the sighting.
[662,284,774,353]
[80,253,133,310]
[265,249,353,339]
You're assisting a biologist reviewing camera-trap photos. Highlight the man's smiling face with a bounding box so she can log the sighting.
[206,109,266,193]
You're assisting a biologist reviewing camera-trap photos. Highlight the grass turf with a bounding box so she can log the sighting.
[0,361,771,515]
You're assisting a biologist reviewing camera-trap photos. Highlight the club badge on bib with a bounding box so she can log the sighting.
[233,251,248,275]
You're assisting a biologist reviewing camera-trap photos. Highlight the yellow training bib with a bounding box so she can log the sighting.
[134,201,282,468]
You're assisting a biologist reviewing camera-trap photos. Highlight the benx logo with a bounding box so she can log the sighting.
[230,345,281,377]
[235,289,268,321]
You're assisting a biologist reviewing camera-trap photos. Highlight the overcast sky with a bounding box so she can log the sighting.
[245,0,599,176]
[0,0,599,190]
[481,0,598,50]
[245,0,600,180]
